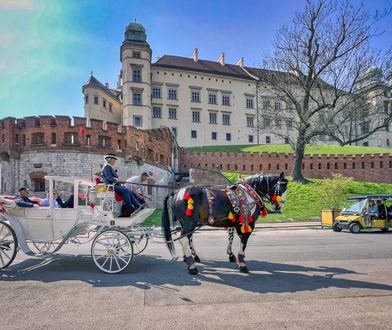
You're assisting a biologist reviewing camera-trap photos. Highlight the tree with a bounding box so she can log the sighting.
[259,0,392,182]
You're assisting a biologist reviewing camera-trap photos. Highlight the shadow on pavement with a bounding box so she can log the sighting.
[1,253,392,294]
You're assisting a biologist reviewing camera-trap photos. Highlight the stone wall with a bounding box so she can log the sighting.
[0,151,171,207]
[180,150,392,183]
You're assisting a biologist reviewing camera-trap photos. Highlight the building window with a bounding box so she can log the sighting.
[168,108,177,119]
[266,136,271,144]
[387,139,390,146]
[1,134,4,143]
[22,134,26,146]
[384,100,389,113]
[246,116,254,127]
[94,96,99,105]
[98,136,110,147]
[222,94,231,106]
[275,119,282,128]
[363,141,369,146]
[191,130,197,139]
[152,87,161,99]
[132,51,141,58]
[226,133,231,141]
[191,90,200,102]
[133,115,142,127]
[132,67,142,82]
[152,106,162,118]
[35,118,40,127]
[33,179,45,193]
[212,132,217,140]
[262,99,270,110]
[208,92,217,104]
[103,99,107,109]
[168,88,177,100]
[31,133,44,145]
[132,91,142,105]
[284,136,289,144]
[249,135,254,143]
[15,134,19,144]
[171,127,177,137]
[264,117,271,128]
[275,101,282,111]
[286,119,293,129]
[84,95,89,104]
[246,97,254,109]
[51,133,56,145]
[222,114,230,125]
[192,111,200,123]
[86,135,91,145]
[64,133,78,145]
[209,112,217,124]
[109,103,112,112]
[360,122,370,134]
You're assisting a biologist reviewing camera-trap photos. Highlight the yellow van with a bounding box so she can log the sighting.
[333,194,392,233]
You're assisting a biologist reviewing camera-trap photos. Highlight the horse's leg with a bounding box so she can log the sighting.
[188,234,201,263]
[178,235,198,275]
[227,227,236,262]
[237,233,251,273]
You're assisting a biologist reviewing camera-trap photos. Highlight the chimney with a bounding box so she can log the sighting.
[192,48,198,62]
[217,52,225,66]
[236,57,244,67]
[105,82,109,88]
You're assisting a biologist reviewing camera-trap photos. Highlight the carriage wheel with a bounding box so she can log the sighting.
[0,221,18,269]
[32,242,59,255]
[128,225,149,255]
[91,229,133,274]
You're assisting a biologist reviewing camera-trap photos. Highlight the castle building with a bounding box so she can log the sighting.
[83,22,392,148]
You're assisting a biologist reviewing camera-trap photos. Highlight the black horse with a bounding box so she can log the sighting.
[162,173,288,274]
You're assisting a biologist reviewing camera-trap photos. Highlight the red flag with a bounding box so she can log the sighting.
[80,127,86,135]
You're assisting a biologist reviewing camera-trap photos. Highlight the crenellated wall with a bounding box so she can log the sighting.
[180,150,392,183]
[0,116,172,168]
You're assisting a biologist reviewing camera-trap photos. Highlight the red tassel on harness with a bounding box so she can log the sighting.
[184,192,191,201]
[185,208,192,217]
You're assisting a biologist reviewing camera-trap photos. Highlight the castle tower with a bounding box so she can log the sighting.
[120,22,152,129]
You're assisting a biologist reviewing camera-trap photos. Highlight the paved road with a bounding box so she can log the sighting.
[1,227,392,329]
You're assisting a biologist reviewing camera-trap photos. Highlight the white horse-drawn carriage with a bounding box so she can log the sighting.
[0,176,156,273]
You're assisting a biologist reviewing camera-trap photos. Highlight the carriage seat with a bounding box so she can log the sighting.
[95,178,123,201]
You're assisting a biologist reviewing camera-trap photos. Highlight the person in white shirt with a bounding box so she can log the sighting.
[125,171,152,205]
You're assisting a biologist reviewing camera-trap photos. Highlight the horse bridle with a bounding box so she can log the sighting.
[255,175,285,204]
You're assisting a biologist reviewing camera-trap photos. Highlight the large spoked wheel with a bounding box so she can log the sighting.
[0,221,18,269]
[349,222,361,234]
[91,229,133,274]
[129,225,149,255]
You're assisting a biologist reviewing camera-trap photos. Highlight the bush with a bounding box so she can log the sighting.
[319,173,353,209]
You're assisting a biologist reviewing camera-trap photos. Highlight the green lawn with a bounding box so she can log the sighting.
[186,144,391,155]
[144,178,392,225]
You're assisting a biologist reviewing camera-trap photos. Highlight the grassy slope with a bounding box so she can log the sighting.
[186,144,391,155]
[144,177,392,225]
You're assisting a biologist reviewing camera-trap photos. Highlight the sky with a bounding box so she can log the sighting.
[0,0,391,119]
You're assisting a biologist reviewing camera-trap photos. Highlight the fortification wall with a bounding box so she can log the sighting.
[0,116,172,168]
[180,150,392,183]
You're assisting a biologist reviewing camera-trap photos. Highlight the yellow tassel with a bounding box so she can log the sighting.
[276,196,283,203]
[187,204,194,210]
[188,198,194,204]
[228,212,234,220]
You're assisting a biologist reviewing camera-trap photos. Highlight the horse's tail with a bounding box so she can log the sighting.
[162,192,176,258]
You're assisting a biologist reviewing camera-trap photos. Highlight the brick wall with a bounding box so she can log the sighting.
[0,116,172,168]
[180,150,392,183]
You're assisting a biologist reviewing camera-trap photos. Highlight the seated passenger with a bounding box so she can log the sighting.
[40,191,60,208]
[125,171,153,206]
[368,201,378,218]
[54,190,74,208]
[101,153,142,213]
[377,201,386,219]
[15,187,39,208]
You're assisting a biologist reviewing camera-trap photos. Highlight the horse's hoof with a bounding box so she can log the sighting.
[229,255,237,263]
[194,255,201,263]
[239,266,249,273]
[188,267,198,275]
